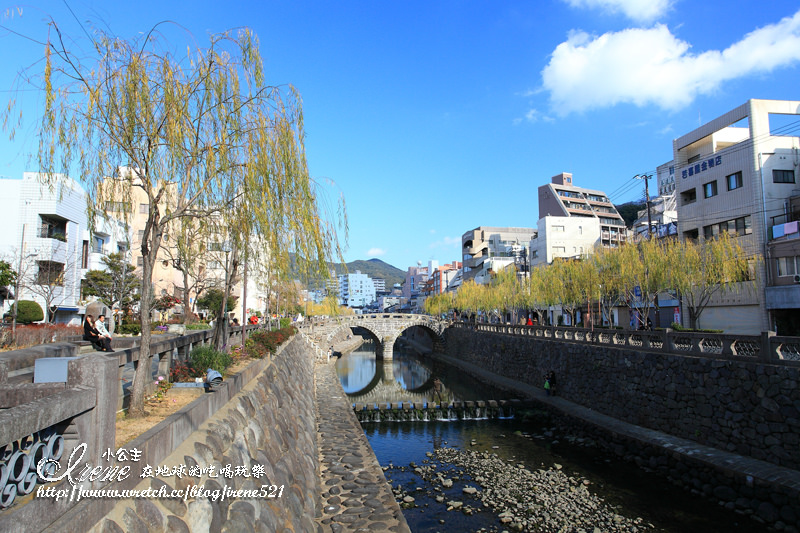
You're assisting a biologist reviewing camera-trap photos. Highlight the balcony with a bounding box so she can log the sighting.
[770,221,799,241]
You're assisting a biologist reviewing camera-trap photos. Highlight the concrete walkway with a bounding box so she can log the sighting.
[427,350,800,495]
[314,357,410,533]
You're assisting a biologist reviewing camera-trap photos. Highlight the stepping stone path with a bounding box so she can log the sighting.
[315,358,410,532]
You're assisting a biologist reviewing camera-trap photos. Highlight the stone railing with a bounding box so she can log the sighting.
[1,324,270,409]
[0,324,274,531]
[0,353,117,520]
[451,321,800,364]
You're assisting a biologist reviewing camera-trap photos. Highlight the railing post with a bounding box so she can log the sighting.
[157,349,172,381]
[760,331,777,362]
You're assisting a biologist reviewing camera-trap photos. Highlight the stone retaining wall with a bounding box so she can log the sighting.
[93,335,320,533]
[445,327,800,470]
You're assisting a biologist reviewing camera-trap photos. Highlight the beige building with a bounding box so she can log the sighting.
[104,169,256,320]
[461,227,536,284]
[673,99,800,334]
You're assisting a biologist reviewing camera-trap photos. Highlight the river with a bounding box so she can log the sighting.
[335,341,756,533]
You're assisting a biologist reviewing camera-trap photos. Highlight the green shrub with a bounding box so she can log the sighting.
[117,323,141,335]
[189,345,232,373]
[245,326,296,359]
[670,322,723,333]
[279,317,291,329]
[186,322,211,330]
[16,300,43,324]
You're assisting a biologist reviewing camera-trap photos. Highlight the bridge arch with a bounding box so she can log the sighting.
[325,314,449,359]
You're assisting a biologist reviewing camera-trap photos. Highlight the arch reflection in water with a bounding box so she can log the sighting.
[335,342,512,407]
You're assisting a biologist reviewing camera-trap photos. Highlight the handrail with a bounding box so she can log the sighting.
[450,321,800,364]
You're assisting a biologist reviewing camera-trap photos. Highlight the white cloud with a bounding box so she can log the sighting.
[366,247,386,257]
[542,11,800,115]
[657,124,674,135]
[514,108,555,125]
[429,236,461,250]
[563,0,672,23]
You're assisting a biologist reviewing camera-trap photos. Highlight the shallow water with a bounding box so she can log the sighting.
[337,343,756,533]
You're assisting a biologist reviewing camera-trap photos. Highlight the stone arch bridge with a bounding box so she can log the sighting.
[324,314,449,359]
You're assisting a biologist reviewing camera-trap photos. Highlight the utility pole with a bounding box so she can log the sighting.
[635,172,659,328]
[634,173,654,239]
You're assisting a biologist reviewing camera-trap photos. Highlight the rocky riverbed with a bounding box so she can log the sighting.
[388,443,653,533]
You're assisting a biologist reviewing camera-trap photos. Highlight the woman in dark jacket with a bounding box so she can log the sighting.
[83,314,111,352]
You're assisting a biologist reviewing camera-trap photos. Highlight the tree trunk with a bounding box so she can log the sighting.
[129,257,155,417]
[182,268,191,324]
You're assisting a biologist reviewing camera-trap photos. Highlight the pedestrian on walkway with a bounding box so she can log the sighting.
[544,371,557,396]
[432,376,444,406]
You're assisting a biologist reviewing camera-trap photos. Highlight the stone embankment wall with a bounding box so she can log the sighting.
[444,327,800,470]
[95,336,320,533]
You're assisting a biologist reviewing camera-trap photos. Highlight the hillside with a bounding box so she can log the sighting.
[332,259,405,288]
[293,257,406,289]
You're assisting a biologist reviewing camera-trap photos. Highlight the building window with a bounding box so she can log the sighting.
[777,256,799,277]
[105,201,130,213]
[553,246,565,254]
[703,225,715,240]
[81,240,89,269]
[736,216,752,236]
[39,215,68,241]
[703,181,718,198]
[773,169,795,183]
[726,172,743,191]
[680,188,697,205]
[36,261,65,286]
[552,225,564,232]
[139,203,149,214]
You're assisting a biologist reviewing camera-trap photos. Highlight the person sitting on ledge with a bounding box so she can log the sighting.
[94,314,115,352]
[83,314,112,352]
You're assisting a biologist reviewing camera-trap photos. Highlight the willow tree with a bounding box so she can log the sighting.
[669,233,753,329]
[592,244,626,327]
[614,239,671,328]
[11,23,345,416]
[490,266,520,323]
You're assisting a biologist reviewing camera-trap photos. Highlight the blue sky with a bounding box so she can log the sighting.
[2,1,800,271]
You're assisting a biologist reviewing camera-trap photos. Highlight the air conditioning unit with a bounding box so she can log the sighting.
[794,274,800,284]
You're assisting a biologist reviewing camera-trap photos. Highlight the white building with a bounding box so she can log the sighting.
[0,173,131,324]
[338,270,376,309]
[672,99,800,333]
[531,216,601,267]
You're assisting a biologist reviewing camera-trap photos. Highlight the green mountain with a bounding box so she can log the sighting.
[293,256,406,289]
[615,201,646,229]
[333,259,405,289]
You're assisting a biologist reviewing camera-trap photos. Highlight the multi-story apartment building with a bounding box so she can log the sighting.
[767,194,800,335]
[402,262,437,299]
[0,173,130,324]
[531,173,626,267]
[371,277,386,295]
[531,216,601,266]
[431,261,462,294]
[462,227,535,284]
[673,99,800,334]
[538,172,626,248]
[338,270,376,308]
